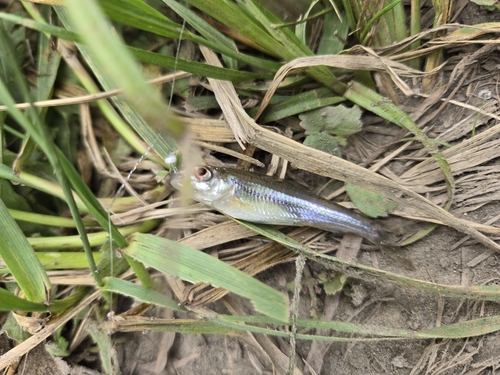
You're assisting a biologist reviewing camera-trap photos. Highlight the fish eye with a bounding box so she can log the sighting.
[194,166,212,182]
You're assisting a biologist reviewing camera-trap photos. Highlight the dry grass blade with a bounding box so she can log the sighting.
[194,141,264,167]
[179,220,256,250]
[401,121,500,185]
[183,118,236,142]
[199,46,256,148]
[351,23,500,68]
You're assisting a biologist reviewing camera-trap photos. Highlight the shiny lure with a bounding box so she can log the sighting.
[170,165,397,249]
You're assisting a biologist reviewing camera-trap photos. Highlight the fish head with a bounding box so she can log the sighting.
[170,165,232,205]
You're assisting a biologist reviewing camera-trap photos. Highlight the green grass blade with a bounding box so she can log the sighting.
[57,150,128,248]
[417,314,500,339]
[27,221,157,250]
[256,88,345,123]
[0,11,150,157]
[1,252,101,274]
[161,0,237,50]
[33,7,61,104]
[98,0,280,71]
[239,0,314,57]
[185,0,288,57]
[100,0,187,38]
[0,164,87,209]
[360,0,403,44]
[221,314,500,339]
[3,149,129,249]
[0,5,279,76]
[48,286,91,312]
[14,5,62,185]
[179,0,347,97]
[0,12,80,42]
[37,252,102,271]
[102,277,187,312]
[0,200,50,303]
[340,0,358,34]
[130,47,271,82]
[0,20,24,103]
[113,310,500,342]
[0,288,48,312]
[158,0,239,69]
[8,209,93,228]
[123,233,289,322]
[26,6,151,156]
[219,314,500,340]
[390,0,408,42]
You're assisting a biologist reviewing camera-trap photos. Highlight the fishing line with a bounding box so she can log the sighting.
[106,16,187,295]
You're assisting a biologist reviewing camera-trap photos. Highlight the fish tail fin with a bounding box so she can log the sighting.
[369,222,400,249]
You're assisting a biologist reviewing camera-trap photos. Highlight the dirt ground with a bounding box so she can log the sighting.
[5,2,500,375]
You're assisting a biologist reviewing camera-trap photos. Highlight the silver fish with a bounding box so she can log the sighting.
[170,165,398,249]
